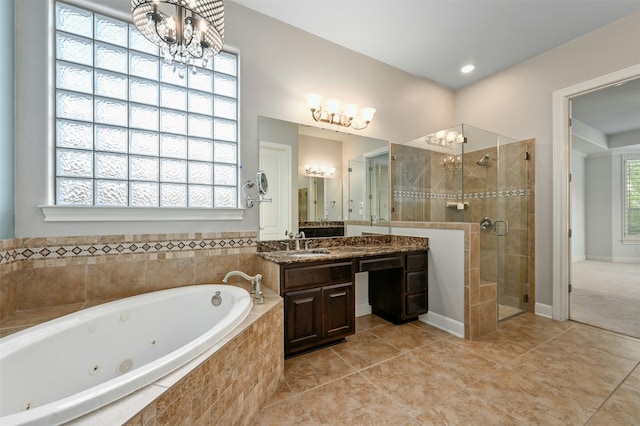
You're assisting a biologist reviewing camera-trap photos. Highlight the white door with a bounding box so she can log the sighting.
[259,142,292,240]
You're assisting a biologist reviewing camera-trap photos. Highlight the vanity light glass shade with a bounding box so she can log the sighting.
[306,93,375,130]
[306,93,322,110]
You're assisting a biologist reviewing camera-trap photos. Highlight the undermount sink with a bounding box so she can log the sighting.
[285,249,331,258]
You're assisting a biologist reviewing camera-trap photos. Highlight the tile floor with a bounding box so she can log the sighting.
[254,313,640,425]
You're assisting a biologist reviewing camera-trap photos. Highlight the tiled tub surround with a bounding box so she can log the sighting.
[0,232,285,425]
[0,232,259,330]
[71,288,283,426]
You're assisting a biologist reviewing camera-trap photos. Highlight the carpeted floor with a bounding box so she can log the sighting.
[571,260,640,339]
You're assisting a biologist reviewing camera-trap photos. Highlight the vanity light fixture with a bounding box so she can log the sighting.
[425,129,466,150]
[131,0,224,77]
[304,164,336,177]
[306,93,376,130]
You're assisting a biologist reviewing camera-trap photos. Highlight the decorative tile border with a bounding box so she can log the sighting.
[393,189,529,200]
[0,235,257,266]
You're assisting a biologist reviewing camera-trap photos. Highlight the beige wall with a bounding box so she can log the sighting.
[12,0,454,238]
[454,12,640,306]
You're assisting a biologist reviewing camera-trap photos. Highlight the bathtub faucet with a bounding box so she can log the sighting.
[222,271,264,304]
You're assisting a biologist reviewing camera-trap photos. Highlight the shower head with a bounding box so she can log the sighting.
[477,154,490,167]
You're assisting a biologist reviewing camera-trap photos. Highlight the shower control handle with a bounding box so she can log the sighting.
[480,217,493,232]
[494,219,509,236]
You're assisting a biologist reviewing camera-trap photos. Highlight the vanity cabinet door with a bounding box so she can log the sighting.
[284,287,322,352]
[322,282,354,339]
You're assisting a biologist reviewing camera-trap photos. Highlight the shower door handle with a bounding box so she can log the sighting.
[494,220,509,236]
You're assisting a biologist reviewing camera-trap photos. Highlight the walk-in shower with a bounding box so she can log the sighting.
[391,124,535,321]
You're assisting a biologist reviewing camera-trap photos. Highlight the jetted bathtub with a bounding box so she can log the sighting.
[0,284,252,426]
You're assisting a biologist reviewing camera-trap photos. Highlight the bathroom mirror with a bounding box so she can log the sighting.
[298,176,342,222]
[258,116,390,240]
[257,170,268,196]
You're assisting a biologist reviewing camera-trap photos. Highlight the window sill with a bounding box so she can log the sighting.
[39,206,245,222]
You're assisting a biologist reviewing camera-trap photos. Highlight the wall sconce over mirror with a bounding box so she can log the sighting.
[304,164,335,177]
[425,129,467,150]
[131,0,225,77]
[242,171,272,208]
[306,93,376,130]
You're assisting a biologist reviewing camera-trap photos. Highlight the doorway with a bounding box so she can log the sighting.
[259,141,292,241]
[552,64,640,323]
[567,80,640,338]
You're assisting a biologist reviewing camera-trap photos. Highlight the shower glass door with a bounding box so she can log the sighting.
[495,137,531,320]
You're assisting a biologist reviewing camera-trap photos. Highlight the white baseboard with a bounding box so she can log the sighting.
[572,255,586,263]
[355,303,372,317]
[535,303,553,318]
[585,255,640,264]
[420,311,464,338]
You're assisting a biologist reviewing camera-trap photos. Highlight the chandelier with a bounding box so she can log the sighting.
[306,94,376,130]
[131,0,224,76]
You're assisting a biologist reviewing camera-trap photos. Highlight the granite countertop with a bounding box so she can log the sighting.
[256,235,428,265]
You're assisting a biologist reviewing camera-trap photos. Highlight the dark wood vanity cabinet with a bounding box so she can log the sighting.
[364,251,428,324]
[404,252,428,319]
[282,261,354,356]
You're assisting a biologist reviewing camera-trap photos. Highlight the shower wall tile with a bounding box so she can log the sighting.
[471,299,498,339]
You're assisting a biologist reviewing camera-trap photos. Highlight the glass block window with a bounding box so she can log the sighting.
[623,155,640,242]
[55,2,238,208]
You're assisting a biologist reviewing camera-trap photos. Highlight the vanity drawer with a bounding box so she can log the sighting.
[406,270,427,293]
[283,261,353,291]
[406,252,427,271]
[359,256,403,272]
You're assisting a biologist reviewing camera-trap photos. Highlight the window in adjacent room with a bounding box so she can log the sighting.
[623,154,640,242]
[54,2,238,208]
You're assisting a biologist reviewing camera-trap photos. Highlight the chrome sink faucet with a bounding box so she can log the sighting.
[285,230,308,251]
[222,270,264,304]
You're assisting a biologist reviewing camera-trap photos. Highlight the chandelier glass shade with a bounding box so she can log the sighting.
[131,0,224,72]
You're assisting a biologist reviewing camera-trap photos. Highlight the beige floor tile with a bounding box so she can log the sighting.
[360,352,464,417]
[624,365,640,390]
[410,340,500,387]
[297,372,411,425]
[512,348,622,409]
[559,324,640,361]
[263,379,294,407]
[503,312,575,335]
[446,330,533,364]
[587,384,640,426]
[415,391,524,425]
[284,347,355,393]
[355,313,391,332]
[368,322,448,351]
[330,330,402,369]
[466,366,596,424]
[253,395,316,426]
[535,335,638,382]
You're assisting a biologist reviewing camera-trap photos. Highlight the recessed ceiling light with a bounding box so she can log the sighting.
[461,64,475,74]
